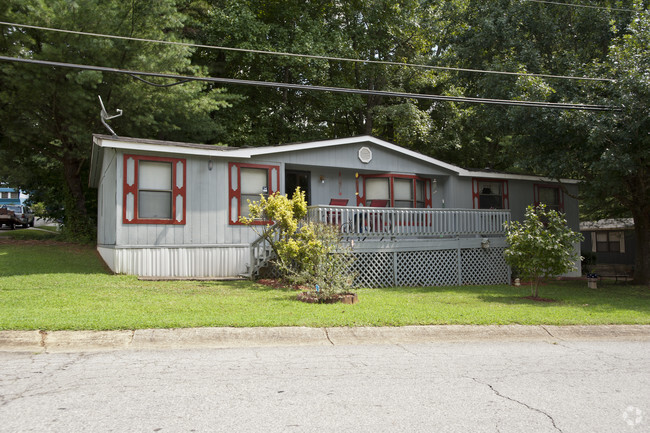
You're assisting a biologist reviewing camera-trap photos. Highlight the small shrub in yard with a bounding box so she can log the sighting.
[504,204,583,298]
[240,188,356,302]
[285,222,356,302]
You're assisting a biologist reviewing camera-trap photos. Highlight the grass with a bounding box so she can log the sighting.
[0,237,649,330]
[0,226,61,241]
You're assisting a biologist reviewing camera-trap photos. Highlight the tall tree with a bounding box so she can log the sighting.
[429,0,637,169]
[429,0,650,284]
[558,5,649,285]
[193,0,444,150]
[0,0,228,236]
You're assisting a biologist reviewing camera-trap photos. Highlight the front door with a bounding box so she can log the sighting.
[285,170,311,205]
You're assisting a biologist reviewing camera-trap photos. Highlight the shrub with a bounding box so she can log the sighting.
[240,188,356,300]
[504,204,583,297]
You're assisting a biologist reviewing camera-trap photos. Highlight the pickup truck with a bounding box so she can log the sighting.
[0,205,35,229]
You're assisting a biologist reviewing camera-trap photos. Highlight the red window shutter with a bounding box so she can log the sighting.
[229,162,281,225]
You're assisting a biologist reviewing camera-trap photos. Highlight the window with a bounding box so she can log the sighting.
[393,178,413,208]
[10,192,18,199]
[357,174,432,208]
[0,192,6,199]
[139,161,172,219]
[472,179,509,209]
[366,178,390,206]
[594,231,625,253]
[229,162,280,224]
[534,184,563,212]
[123,155,186,224]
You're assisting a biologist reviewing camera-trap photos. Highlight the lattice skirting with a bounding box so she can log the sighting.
[350,247,510,288]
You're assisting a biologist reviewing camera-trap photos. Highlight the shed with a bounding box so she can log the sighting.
[580,218,635,277]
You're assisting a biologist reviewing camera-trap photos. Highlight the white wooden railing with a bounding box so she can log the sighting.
[246,223,278,278]
[307,206,510,237]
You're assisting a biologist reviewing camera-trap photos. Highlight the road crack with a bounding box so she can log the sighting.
[470,377,564,433]
[39,330,47,348]
[323,328,334,345]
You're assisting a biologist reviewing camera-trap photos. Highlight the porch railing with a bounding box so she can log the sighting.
[246,223,278,278]
[307,205,510,238]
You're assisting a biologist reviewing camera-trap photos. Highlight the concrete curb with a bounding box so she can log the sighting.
[1,325,649,353]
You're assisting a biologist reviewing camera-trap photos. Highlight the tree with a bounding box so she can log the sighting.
[0,0,229,238]
[429,0,636,169]
[193,0,443,149]
[581,4,650,285]
[432,1,650,285]
[504,205,583,298]
[502,3,649,285]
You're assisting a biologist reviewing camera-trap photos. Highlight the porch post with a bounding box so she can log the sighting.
[393,250,398,286]
[456,237,462,285]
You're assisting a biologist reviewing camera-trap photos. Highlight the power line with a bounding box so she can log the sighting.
[521,0,639,12]
[0,20,615,83]
[0,55,617,111]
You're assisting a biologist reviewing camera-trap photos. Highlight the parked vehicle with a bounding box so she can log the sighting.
[0,205,34,229]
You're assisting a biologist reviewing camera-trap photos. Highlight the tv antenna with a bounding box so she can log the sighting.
[98,95,122,136]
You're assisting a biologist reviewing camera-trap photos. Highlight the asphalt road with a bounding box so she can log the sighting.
[1,339,648,433]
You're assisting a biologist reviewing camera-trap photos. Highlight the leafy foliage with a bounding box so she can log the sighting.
[0,0,230,239]
[0,0,647,284]
[504,205,583,297]
[240,188,356,301]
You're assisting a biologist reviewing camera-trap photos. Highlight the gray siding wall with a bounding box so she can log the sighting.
[97,148,117,246]
[113,151,265,247]
[106,145,580,249]
[274,142,453,176]
[297,166,449,208]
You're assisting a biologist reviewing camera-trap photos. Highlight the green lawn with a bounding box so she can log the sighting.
[0,239,648,330]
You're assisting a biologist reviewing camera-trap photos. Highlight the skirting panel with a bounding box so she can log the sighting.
[97,246,248,278]
[351,246,510,288]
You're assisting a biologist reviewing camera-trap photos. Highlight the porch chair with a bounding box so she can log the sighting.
[368,199,388,233]
[327,198,348,225]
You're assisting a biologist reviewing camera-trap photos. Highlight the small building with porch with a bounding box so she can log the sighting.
[89,134,581,287]
[580,218,635,279]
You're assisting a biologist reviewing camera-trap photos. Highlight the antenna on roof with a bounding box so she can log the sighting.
[98,95,122,137]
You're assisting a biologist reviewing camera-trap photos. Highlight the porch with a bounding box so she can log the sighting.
[307,205,510,239]
[251,207,512,288]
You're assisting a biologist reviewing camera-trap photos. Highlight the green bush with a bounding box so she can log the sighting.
[504,204,583,297]
[240,188,356,300]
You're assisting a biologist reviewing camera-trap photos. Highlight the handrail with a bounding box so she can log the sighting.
[247,223,278,277]
[307,205,510,238]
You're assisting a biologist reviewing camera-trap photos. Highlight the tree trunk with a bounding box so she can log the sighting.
[63,155,87,218]
[62,153,92,239]
[631,209,650,286]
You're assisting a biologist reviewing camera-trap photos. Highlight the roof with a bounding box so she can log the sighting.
[90,134,580,187]
[580,218,635,231]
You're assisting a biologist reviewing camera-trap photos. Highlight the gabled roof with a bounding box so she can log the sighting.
[90,134,579,187]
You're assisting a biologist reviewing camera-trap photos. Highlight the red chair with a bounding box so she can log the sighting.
[327,198,348,225]
[368,199,388,232]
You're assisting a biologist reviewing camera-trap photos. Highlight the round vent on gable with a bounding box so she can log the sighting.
[358,146,372,163]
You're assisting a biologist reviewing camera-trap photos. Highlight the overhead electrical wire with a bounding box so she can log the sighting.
[521,0,639,12]
[0,21,615,83]
[0,55,617,111]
